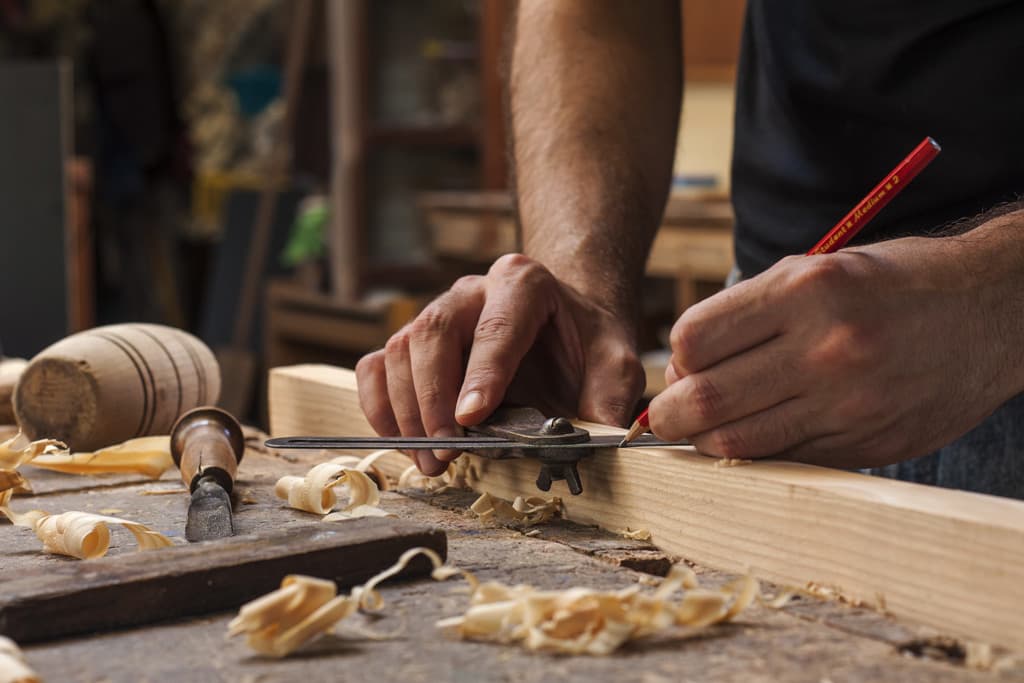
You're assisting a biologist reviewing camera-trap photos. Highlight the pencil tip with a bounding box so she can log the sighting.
[618,420,647,448]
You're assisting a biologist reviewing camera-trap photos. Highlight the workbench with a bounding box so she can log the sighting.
[3,440,1016,682]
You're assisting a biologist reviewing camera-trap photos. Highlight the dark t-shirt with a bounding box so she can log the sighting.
[731,1,1024,276]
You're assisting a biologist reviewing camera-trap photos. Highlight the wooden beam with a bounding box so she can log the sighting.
[268,364,1024,650]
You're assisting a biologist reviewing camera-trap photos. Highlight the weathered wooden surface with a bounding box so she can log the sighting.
[1,518,445,643]
[3,444,1022,682]
[268,364,1024,651]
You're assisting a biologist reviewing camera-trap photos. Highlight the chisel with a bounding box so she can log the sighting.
[170,406,245,542]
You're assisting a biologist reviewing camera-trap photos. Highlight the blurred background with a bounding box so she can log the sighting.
[0,0,744,423]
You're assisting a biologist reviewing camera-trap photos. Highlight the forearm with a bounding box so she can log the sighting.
[942,203,1024,395]
[509,0,681,320]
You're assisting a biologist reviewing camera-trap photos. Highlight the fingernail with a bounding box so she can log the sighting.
[456,390,485,418]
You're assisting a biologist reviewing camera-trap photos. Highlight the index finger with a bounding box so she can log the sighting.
[669,261,792,375]
[455,255,558,424]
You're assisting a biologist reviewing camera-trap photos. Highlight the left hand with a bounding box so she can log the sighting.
[648,236,1020,468]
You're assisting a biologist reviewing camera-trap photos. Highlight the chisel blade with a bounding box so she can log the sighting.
[185,476,234,542]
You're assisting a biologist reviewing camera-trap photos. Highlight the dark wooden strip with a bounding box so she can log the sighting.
[0,518,446,644]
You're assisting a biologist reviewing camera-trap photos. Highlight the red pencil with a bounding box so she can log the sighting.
[619,136,942,447]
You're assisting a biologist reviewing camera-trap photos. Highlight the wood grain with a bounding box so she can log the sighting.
[14,324,220,451]
[0,517,446,643]
[268,364,1024,650]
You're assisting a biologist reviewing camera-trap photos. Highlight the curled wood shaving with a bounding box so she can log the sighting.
[327,450,392,490]
[275,465,379,514]
[0,432,65,470]
[228,547,447,657]
[0,470,29,495]
[470,492,562,527]
[434,558,759,655]
[0,489,172,560]
[274,456,385,517]
[0,636,40,683]
[398,464,447,491]
[28,436,173,479]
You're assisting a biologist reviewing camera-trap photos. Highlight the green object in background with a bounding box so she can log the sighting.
[281,196,328,267]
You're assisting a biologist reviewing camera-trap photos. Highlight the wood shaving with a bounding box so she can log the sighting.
[398,464,451,492]
[470,492,562,528]
[0,635,40,683]
[327,449,393,490]
[431,552,759,654]
[322,505,396,522]
[0,432,66,470]
[619,528,652,541]
[274,455,389,518]
[0,488,172,560]
[713,458,753,468]
[229,547,764,658]
[228,546,447,657]
[0,470,29,495]
[28,436,173,479]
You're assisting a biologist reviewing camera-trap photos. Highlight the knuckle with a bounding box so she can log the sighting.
[464,362,505,387]
[489,253,553,290]
[489,252,534,275]
[355,350,383,378]
[364,404,398,436]
[410,306,451,341]
[810,322,877,371]
[687,374,724,423]
[474,315,516,344]
[788,255,852,294]
[451,274,484,293]
[415,380,445,412]
[669,317,702,370]
[384,329,410,356]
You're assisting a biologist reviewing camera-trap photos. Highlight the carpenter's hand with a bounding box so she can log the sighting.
[357,254,645,475]
[649,237,1017,468]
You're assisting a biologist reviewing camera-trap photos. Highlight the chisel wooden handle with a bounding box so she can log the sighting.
[14,324,220,451]
[170,406,245,493]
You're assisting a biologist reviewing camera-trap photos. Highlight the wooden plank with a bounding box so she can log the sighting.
[268,364,1024,650]
[0,517,445,644]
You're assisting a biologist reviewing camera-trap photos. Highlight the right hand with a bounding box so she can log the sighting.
[356,254,645,475]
